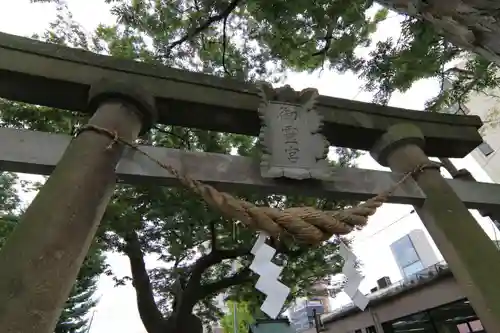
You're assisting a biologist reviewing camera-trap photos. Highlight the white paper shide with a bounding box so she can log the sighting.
[339,242,369,310]
[249,232,290,319]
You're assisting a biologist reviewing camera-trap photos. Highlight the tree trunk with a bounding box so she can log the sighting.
[124,233,166,333]
[377,0,500,65]
[165,312,203,333]
[124,233,204,333]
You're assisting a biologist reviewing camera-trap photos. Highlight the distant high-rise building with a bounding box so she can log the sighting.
[288,279,331,332]
[308,280,331,313]
[390,229,439,279]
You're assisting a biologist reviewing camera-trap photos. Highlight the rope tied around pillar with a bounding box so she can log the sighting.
[76,124,439,245]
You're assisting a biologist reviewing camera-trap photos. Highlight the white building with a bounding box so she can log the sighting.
[389,229,440,279]
[440,74,500,235]
[458,92,500,181]
[441,75,499,182]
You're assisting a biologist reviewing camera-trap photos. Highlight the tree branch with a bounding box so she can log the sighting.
[445,66,475,78]
[153,125,191,150]
[221,13,231,77]
[188,247,251,287]
[200,267,253,298]
[166,0,243,53]
[177,247,251,313]
[210,220,217,252]
[123,232,165,332]
[312,24,334,57]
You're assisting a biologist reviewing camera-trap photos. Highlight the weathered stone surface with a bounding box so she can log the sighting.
[0,101,144,333]
[2,127,500,213]
[0,31,483,157]
[257,83,331,180]
[371,123,500,333]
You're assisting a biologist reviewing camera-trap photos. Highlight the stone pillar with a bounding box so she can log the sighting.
[0,81,156,333]
[371,123,500,333]
[369,309,385,333]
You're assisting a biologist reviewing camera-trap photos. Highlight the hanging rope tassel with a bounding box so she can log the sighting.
[77,124,437,245]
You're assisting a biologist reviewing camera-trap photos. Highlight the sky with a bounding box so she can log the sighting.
[0,1,499,332]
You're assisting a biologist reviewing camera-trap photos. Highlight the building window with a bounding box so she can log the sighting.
[365,326,377,333]
[391,235,420,267]
[402,260,425,278]
[429,299,485,333]
[390,235,425,279]
[456,319,485,332]
[468,319,484,331]
[382,311,435,333]
[457,323,470,333]
[382,299,484,333]
[354,330,362,333]
[478,142,494,157]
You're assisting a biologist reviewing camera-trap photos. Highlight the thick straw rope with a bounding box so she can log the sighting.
[78,124,434,245]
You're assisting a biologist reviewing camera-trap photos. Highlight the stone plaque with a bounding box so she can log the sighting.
[257,83,331,180]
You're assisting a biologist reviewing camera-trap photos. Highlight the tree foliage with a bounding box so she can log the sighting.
[33,0,500,108]
[220,301,254,333]
[0,173,22,249]
[54,246,106,333]
[2,1,361,333]
[97,0,500,111]
[8,0,500,332]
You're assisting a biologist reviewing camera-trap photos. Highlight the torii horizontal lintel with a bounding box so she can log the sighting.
[1,127,499,214]
[0,31,483,158]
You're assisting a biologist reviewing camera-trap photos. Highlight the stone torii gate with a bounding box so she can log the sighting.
[0,31,500,332]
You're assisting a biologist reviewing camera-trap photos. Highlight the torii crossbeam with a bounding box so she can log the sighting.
[0,31,482,157]
[1,127,500,213]
[0,31,500,333]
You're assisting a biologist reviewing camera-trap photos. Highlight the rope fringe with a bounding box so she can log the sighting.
[76,124,437,245]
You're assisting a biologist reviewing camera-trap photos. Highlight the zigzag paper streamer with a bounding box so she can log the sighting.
[339,241,369,310]
[249,232,290,318]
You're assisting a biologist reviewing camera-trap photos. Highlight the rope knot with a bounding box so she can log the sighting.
[77,125,434,246]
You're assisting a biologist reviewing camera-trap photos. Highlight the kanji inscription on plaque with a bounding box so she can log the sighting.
[257,83,331,180]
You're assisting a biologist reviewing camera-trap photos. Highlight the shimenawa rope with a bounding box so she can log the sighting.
[77,124,435,246]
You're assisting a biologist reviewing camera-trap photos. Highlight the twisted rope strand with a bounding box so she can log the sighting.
[77,125,435,245]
